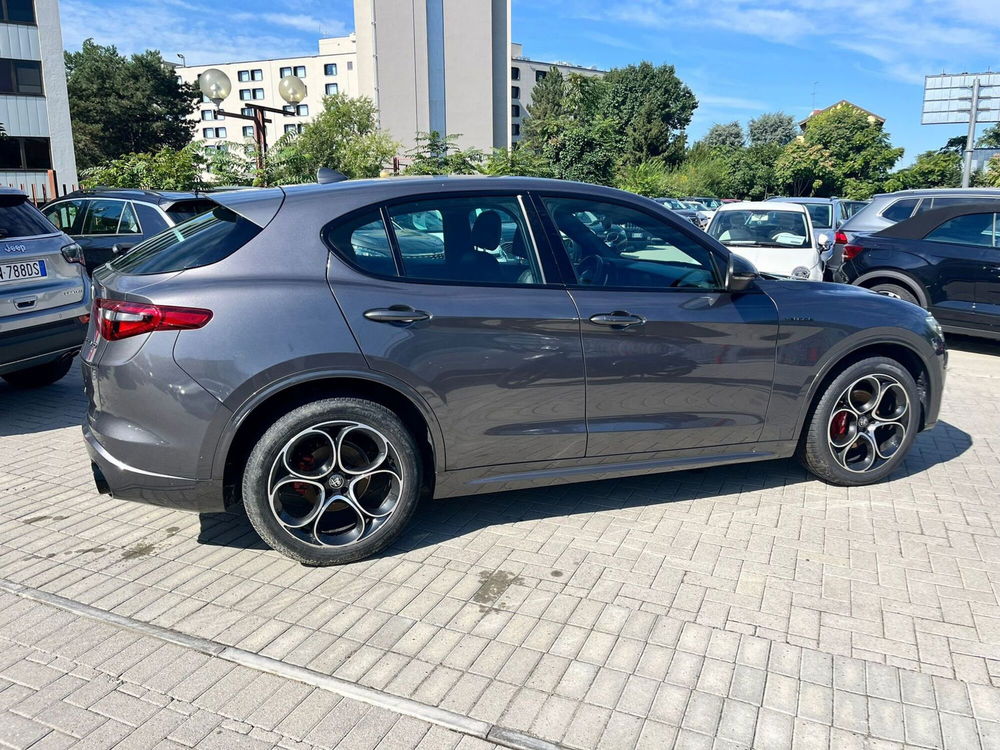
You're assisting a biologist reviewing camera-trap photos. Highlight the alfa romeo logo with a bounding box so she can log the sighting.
[328,474,345,490]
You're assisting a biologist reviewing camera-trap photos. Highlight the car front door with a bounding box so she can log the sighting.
[535,193,779,457]
[325,192,587,470]
[920,211,995,328]
[75,199,143,272]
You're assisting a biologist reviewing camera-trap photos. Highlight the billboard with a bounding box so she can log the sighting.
[922,73,1000,125]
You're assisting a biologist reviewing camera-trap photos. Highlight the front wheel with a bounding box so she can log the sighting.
[1,357,74,389]
[869,282,920,306]
[242,398,421,565]
[798,357,920,486]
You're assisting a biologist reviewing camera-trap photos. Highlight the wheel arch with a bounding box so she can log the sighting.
[219,373,443,509]
[852,269,929,308]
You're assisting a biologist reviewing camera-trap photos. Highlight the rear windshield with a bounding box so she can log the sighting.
[165,199,216,224]
[108,205,260,275]
[0,195,57,239]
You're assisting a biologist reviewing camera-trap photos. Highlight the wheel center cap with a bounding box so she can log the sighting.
[858,416,870,429]
[327,474,346,490]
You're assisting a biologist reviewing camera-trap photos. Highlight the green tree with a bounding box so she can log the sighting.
[978,124,1000,148]
[81,143,207,190]
[748,112,796,147]
[481,146,555,177]
[775,140,836,196]
[616,159,672,197]
[800,105,903,197]
[662,143,733,198]
[597,61,697,166]
[701,121,744,149]
[66,40,197,168]
[725,143,782,199]
[520,68,570,151]
[405,132,484,175]
[884,150,961,192]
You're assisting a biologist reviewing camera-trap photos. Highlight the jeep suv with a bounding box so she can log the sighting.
[0,189,90,388]
[82,177,946,566]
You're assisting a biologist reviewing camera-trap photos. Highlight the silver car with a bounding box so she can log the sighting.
[0,189,90,388]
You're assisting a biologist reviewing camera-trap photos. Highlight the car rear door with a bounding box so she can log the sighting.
[74,199,143,272]
[973,213,1000,333]
[920,211,995,328]
[326,191,587,470]
[534,192,778,456]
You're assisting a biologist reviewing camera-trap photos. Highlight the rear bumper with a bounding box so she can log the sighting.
[84,423,226,513]
[0,316,86,375]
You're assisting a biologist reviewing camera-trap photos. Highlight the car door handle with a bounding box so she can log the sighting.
[364,306,431,324]
[589,311,646,328]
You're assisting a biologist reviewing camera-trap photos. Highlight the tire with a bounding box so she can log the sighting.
[1,357,74,389]
[869,282,920,306]
[797,357,920,486]
[242,398,422,566]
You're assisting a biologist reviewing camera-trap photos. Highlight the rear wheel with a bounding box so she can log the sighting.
[1,357,73,389]
[869,282,919,306]
[798,357,920,486]
[242,398,421,565]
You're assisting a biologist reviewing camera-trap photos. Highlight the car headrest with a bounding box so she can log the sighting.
[471,211,502,251]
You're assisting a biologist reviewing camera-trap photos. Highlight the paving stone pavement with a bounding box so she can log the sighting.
[0,336,999,748]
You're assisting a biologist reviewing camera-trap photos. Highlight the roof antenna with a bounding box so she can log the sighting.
[317,167,348,185]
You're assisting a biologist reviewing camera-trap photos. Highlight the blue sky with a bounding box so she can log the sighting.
[60,0,1000,167]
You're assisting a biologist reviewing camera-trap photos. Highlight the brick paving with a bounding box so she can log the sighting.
[0,336,999,748]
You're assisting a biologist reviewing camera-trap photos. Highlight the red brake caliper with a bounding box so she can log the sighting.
[830,412,849,440]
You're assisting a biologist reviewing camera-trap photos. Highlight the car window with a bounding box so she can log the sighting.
[42,199,84,234]
[388,196,543,285]
[803,204,833,228]
[840,201,868,220]
[325,210,398,277]
[166,200,215,224]
[542,196,720,290]
[81,199,127,235]
[709,209,810,249]
[881,198,918,222]
[924,213,996,248]
[118,202,142,234]
[0,194,56,238]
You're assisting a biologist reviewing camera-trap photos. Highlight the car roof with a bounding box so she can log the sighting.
[766,196,835,204]
[0,187,27,198]
[57,188,205,205]
[715,201,808,213]
[874,201,1000,239]
[870,187,1000,200]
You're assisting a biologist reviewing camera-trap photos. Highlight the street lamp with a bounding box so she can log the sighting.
[198,68,307,169]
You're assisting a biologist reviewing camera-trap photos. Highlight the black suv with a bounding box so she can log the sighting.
[42,189,215,273]
[840,202,1000,339]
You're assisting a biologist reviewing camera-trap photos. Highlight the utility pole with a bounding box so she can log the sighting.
[962,78,981,188]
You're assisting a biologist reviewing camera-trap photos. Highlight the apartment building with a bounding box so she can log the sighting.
[176,0,602,155]
[0,0,78,197]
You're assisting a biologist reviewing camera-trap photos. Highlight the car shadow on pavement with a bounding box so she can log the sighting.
[0,375,87,436]
[946,333,1000,356]
[193,420,972,558]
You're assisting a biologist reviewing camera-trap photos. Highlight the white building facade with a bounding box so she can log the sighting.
[0,0,77,198]
[176,0,602,156]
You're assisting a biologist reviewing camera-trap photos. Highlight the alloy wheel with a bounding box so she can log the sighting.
[267,421,404,547]
[827,374,910,473]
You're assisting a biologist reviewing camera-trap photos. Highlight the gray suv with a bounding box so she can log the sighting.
[82,177,946,565]
[0,189,90,388]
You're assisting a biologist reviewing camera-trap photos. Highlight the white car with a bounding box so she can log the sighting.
[706,201,832,280]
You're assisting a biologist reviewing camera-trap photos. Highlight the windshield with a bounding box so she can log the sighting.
[803,204,833,228]
[0,195,56,239]
[709,209,810,248]
[656,198,685,210]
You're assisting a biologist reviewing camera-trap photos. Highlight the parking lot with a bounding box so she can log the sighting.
[0,336,998,749]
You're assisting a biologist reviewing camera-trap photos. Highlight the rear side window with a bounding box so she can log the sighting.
[325,210,398,277]
[108,206,261,275]
[804,204,833,228]
[924,213,996,248]
[0,194,56,239]
[840,201,868,220]
[165,200,215,224]
[924,196,1000,211]
[881,198,918,222]
[43,199,84,233]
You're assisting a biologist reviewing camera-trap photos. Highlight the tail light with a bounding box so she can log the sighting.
[834,231,848,246]
[60,242,85,265]
[95,298,212,341]
[842,244,864,261]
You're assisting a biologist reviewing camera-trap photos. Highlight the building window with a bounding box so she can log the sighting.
[511,66,520,81]
[325,83,338,95]
[0,136,51,169]
[284,124,303,134]
[1,0,35,24]
[283,104,295,115]
[347,61,353,70]
[511,123,521,137]
[324,63,338,76]
[239,88,251,101]
[0,58,43,95]
[201,110,213,120]
[202,127,227,139]
[294,65,306,77]
[242,126,253,138]
[252,88,264,100]
[511,86,520,100]
[511,104,520,118]
[251,69,263,81]
[535,70,547,82]
[280,66,292,77]
[296,104,308,116]
[241,107,254,116]
[238,70,250,82]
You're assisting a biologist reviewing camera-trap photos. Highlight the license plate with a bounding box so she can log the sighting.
[0,260,46,283]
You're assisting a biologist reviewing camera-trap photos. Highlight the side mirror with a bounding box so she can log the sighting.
[112,242,135,256]
[725,252,758,292]
[816,233,833,263]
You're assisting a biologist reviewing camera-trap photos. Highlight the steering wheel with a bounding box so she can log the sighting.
[576,254,607,286]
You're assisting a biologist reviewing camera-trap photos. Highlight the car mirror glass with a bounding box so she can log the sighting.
[726,253,758,292]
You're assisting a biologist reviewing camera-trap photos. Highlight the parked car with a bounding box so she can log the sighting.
[765,197,868,278]
[0,189,90,388]
[652,197,705,228]
[42,189,216,273]
[834,188,1000,279]
[83,177,945,566]
[684,196,723,211]
[706,201,833,280]
[839,201,1000,339]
